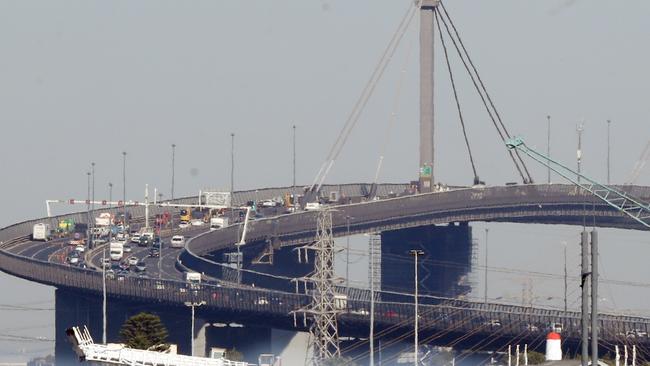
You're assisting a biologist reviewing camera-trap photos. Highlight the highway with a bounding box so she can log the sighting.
[2,183,650,349]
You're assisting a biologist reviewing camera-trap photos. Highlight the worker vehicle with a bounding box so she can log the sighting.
[56,219,75,237]
[109,242,124,261]
[95,212,113,227]
[184,271,202,289]
[179,209,191,222]
[32,223,52,241]
[210,216,229,230]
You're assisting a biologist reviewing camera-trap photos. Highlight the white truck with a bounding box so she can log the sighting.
[109,242,124,261]
[95,212,113,227]
[32,223,52,241]
[184,272,202,289]
[210,216,229,230]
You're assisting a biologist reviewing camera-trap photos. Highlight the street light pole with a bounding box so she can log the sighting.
[577,123,584,184]
[607,120,611,185]
[122,151,127,228]
[102,248,107,344]
[91,162,95,248]
[185,301,206,356]
[171,144,176,236]
[409,249,424,366]
[292,124,296,192]
[346,215,351,292]
[547,115,551,184]
[484,227,489,304]
[230,133,235,197]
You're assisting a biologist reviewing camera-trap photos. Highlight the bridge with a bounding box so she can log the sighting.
[2,182,650,363]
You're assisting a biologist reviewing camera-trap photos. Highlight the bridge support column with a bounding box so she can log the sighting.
[245,243,314,292]
[380,223,474,300]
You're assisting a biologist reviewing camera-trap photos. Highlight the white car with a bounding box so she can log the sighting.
[74,245,86,253]
[170,235,186,248]
[178,221,190,229]
[130,233,142,244]
[127,256,139,266]
[190,219,204,226]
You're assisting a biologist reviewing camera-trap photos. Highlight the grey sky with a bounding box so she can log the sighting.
[1,0,650,361]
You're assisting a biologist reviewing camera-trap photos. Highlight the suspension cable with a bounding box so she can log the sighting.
[434,10,527,183]
[310,2,419,193]
[434,8,479,184]
[439,1,534,183]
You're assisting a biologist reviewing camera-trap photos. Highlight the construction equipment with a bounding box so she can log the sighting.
[506,137,650,228]
[66,326,248,366]
[626,140,650,185]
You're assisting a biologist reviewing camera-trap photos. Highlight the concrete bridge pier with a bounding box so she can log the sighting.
[380,223,474,300]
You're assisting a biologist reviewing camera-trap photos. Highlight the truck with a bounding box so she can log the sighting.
[184,272,201,289]
[32,223,52,241]
[210,216,229,230]
[109,242,124,261]
[56,219,75,237]
[179,209,191,222]
[95,212,114,227]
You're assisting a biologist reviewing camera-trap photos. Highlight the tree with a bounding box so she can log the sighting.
[527,351,546,365]
[119,312,169,350]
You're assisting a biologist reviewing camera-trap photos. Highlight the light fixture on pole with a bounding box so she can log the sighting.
[409,249,424,366]
[122,151,127,227]
[184,301,207,356]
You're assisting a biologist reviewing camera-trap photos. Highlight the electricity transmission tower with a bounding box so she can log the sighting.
[292,209,343,365]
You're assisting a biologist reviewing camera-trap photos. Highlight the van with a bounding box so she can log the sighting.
[32,223,52,241]
[185,272,201,289]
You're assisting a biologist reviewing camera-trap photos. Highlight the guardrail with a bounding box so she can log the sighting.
[3,183,650,344]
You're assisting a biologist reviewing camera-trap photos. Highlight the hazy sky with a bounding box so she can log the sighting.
[2,0,650,361]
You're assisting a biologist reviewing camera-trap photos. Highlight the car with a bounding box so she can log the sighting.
[76,261,88,269]
[149,248,160,258]
[135,261,147,272]
[105,269,115,280]
[127,256,138,266]
[178,220,190,229]
[116,236,128,244]
[138,236,151,247]
[485,319,502,327]
[152,237,163,249]
[130,233,142,244]
[116,270,129,281]
[123,244,132,253]
[101,258,111,268]
[119,261,130,271]
[74,245,85,253]
[170,235,185,248]
[190,219,204,226]
[67,252,79,264]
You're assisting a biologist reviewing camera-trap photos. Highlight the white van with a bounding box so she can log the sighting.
[32,223,52,241]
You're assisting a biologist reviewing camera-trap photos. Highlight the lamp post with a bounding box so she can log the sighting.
[171,144,176,235]
[292,124,296,192]
[345,215,351,292]
[607,120,611,185]
[547,115,551,184]
[409,249,424,366]
[484,228,489,304]
[230,133,235,197]
[122,151,127,227]
[185,301,206,356]
[102,248,107,344]
[91,162,95,248]
[108,183,113,206]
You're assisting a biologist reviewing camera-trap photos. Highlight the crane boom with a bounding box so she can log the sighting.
[626,140,650,185]
[506,137,650,228]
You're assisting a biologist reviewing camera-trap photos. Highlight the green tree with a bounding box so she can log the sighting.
[527,351,546,365]
[225,348,244,361]
[119,312,169,350]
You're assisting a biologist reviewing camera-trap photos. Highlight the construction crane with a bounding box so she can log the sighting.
[626,140,650,185]
[506,137,650,229]
[66,326,249,366]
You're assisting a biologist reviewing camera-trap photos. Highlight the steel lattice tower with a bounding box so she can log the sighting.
[293,209,342,365]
